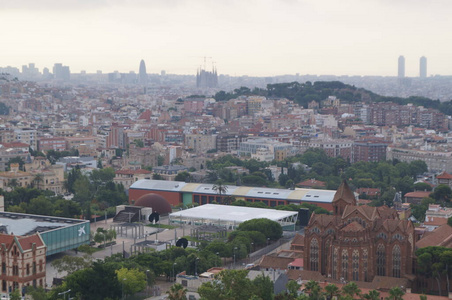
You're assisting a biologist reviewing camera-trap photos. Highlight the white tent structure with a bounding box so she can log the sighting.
[169,204,298,231]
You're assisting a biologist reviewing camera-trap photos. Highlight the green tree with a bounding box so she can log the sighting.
[432,184,452,204]
[342,282,361,298]
[237,218,283,240]
[198,269,258,300]
[323,283,340,300]
[286,280,301,299]
[303,280,321,299]
[363,290,380,300]
[51,255,92,276]
[152,173,163,180]
[116,267,147,298]
[175,171,191,182]
[31,173,44,189]
[10,289,21,300]
[167,283,187,300]
[253,274,274,300]
[414,182,432,192]
[386,287,405,300]
[212,180,228,196]
[27,195,54,215]
[25,286,48,300]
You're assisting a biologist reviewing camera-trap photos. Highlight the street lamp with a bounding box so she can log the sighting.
[122,278,126,300]
[146,270,150,297]
[267,238,270,247]
[233,247,238,268]
[172,263,177,282]
[58,289,71,300]
[194,257,200,276]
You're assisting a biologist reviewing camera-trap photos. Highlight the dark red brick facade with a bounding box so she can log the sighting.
[304,181,415,282]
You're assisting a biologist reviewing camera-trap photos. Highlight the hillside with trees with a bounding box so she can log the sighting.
[214,81,452,115]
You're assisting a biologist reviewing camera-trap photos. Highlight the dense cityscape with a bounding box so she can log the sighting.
[1,54,452,300]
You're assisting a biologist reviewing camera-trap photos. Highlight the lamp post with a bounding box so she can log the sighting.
[267,238,270,247]
[172,263,177,282]
[146,270,150,297]
[122,278,126,300]
[58,289,71,300]
[249,242,254,263]
[216,252,220,266]
[194,257,199,276]
[233,247,237,268]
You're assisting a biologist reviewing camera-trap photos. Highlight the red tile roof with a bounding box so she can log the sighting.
[436,171,452,179]
[404,191,431,198]
[417,224,452,248]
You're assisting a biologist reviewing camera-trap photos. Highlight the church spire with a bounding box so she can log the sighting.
[332,180,356,215]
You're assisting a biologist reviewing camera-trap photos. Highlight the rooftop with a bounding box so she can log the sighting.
[0,212,87,236]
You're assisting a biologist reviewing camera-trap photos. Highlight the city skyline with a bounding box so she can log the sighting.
[2,0,451,77]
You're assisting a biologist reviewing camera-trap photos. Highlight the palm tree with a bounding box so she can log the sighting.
[324,283,340,300]
[166,283,187,300]
[32,173,44,189]
[212,180,228,203]
[342,282,361,298]
[386,287,405,300]
[363,290,380,300]
[303,280,321,300]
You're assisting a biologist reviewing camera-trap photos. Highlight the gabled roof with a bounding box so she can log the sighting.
[437,171,452,179]
[333,180,356,205]
[417,224,452,248]
[342,221,365,232]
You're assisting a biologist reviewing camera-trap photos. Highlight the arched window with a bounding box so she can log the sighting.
[392,245,401,278]
[377,244,386,276]
[363,249,368,281]
[342,249,349,281]
[332,248,338,280]
[310,238,319,271]
[352,250,359,281]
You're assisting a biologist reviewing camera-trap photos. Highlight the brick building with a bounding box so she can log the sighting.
[304,180,415,282]
[0,233,46,295]
[353,139,389,163]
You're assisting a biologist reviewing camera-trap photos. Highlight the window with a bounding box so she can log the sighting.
[377,244,386,276]
[342,250,349,281]
[39,260,43,272]
[332,248,338,279]
[33,262,36,275]
[392,245,401,278]
[363,249,368,281]
[1,263,5,275]
[26,264,30,275]
[310,238,319,271]
[352,250,359,281]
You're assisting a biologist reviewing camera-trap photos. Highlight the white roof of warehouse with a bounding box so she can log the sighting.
[169,204,297,223]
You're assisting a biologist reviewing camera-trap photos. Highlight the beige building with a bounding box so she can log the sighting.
[387,146,452,173]
[0,163,32,189]
[114,169,152,190]
[25,157,65,194]
[185,134,217,154]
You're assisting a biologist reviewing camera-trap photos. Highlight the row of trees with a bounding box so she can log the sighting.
[196,269,409,300]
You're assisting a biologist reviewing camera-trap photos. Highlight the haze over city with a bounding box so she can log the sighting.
[2,0,452,77]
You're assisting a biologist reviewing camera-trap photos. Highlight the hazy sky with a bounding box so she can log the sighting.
[1,0,451,77]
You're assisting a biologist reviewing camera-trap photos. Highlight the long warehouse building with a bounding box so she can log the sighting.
[129,179,336,211]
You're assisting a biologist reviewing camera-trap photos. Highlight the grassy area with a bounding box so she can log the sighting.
[146,223,178,229]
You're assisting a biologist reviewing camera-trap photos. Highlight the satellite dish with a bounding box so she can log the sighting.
[149,212,160,223]
[175,238,188,249]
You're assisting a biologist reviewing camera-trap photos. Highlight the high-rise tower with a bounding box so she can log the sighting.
[139,59,147,85]
[420,56,427,78]
[398,55,405,78]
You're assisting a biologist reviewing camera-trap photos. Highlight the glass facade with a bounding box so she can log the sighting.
[41,221,90,256]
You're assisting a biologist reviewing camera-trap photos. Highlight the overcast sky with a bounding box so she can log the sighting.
[1,0,451,77]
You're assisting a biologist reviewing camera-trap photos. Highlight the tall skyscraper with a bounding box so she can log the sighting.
[398,55,405,78]
[420,56,427,78]
[139,59,147,85]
